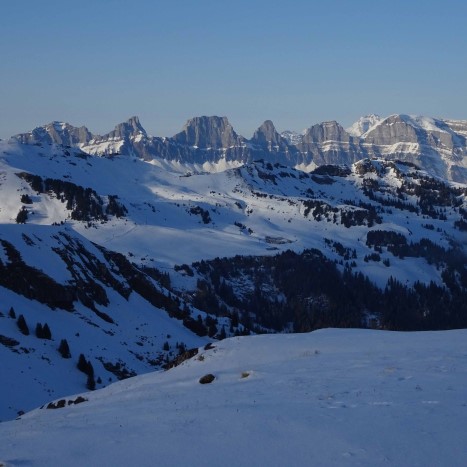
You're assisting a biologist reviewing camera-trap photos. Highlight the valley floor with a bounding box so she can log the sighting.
[1,328,466,466]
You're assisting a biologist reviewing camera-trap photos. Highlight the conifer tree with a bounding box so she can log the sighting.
[15,207,28,224]
[17,314,29,335]
[42,323,52,340]
[58,339,71,359]
[86,374,96,391]
[77,353,88,373]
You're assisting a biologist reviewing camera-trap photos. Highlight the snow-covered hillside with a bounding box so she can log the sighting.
[1,328,466,466]
[1,139,465,285]
[1,137,466,422]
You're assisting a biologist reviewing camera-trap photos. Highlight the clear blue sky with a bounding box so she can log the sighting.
[1,0,466,139]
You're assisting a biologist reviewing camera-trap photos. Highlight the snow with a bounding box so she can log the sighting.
[2,139,462,290]
[0,139,466,427]
[347,114,382,137]
[1,328,466,466]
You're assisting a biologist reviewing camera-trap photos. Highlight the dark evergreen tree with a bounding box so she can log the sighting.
[16,207,28,224]
[8,307,16,319]
[21,194,33,204]
[58,339,71,359]
[17,314,29,335]
[87,361,94,377]
[42,323,52,340]
[86,374,96,391]
[77,353,88,374]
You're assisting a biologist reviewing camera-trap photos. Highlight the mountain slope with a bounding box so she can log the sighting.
[0,223,210,421]
[1,137,466,420]
[2,139,465,284]
[1,328,466,467]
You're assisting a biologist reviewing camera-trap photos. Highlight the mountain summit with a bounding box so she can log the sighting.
[173,116,243,149]
[106,116,147,140]
[346,114,382,137]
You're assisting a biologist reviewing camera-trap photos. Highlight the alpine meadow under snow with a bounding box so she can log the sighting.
[1,113,467,465]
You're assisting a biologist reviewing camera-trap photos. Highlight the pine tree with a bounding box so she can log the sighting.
[42,323,52,340]
[86,361,94,377]
[86,374,96,391]
[15,207,28,224]
[58,339,71,358]
[21,194,33,204]
[8,307,16,319]
[77,354,88,374]
[17,314,29,335]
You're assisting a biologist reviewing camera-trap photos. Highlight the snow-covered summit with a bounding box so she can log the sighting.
[280,129,303,145]
[346,114,382,137]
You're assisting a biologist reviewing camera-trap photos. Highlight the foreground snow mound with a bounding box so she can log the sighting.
[1,329,466,466]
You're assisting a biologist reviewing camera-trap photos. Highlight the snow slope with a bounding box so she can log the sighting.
[1,140,465,288]
[1,139,466,422]
[0,328,466,466]
[346,114,382,137]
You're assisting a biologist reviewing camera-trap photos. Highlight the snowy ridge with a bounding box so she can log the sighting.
[346,114,382,136]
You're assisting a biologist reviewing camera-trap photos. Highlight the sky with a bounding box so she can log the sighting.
[1,0,467,139]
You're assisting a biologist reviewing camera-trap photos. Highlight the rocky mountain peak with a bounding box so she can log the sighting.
[172,116,242,149]
[11,121,93,146]
[106,116,147,140]
[302,121,351,144]
[251,120,284,147]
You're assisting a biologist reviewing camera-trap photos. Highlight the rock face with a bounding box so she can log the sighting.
[11,114,467,183]
[250,120,300,165]
[104,116,147,140]
[173,116,242,149]
[297,121,363,166]
[13,121,93,146]
[251,120,284,148]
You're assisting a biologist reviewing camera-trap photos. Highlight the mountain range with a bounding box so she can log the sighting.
[11,113,467,183]
[1,113,466,424]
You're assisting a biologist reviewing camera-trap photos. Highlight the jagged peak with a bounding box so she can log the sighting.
[11,120,93,145]
[251,120,285,147]
[108,116,147,139]
[173,115,241,149]
[257,119,276,130]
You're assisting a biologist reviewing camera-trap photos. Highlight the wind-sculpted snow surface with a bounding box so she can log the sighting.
[0,329,466,466]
